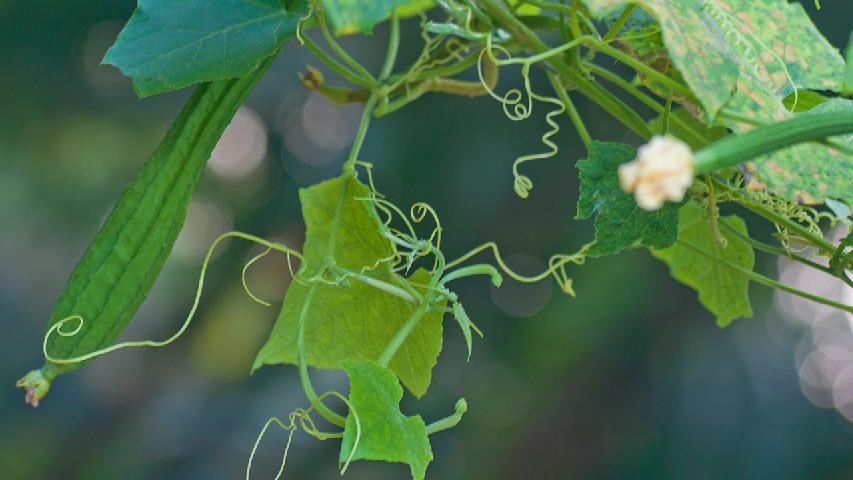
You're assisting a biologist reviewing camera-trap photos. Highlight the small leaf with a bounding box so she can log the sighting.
[652,201,755,327]
[253,174,445,397]
[321,0,411,35]
[576,141,680,257]
[340,360,433,480]
[782,90,827,113]
[104,0,306,97]
[825,198,852,226]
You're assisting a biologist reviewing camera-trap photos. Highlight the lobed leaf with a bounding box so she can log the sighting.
[103,0,306,97]
[252,174,444,398]
[576,141,680,257]
[340,360,433,480]
[652,201,754,327]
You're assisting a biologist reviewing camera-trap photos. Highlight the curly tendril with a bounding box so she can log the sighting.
[477,35,589,198]
[246,390,361,480]
[446,241,593,296]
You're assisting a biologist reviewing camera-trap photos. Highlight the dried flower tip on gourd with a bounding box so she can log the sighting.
[16,369,51,408]
[618,135,694,210]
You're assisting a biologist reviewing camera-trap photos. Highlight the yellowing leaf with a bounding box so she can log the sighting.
[340,360,432,480]
[652,202,754,327]
[580,0,845,120]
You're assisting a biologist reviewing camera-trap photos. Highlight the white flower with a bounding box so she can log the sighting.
[618,135,695,210]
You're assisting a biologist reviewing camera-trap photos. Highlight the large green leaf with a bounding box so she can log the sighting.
[576,141,680,257]
[581,0,738,119]
[583,0,849,205]
[581,0,845,120]
[104,0,306,97]
[652,202,754,327]
[321,0,411,34]
[340,360,432,480]
[252,174,444,398]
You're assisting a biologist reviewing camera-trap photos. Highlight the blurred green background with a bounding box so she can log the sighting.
[2,2,853,479]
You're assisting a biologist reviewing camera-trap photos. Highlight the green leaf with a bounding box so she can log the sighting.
[651,201,754,327]
[340,360,432,480]
[103,0,306,97]
[321,0,411,35]
[581,0,738,119]
[253,174,444,398]
[782,90,826,113]
[576,141,680,257]
[580,0,845,120]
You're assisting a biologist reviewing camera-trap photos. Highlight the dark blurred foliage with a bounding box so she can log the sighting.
[2,2,853,479]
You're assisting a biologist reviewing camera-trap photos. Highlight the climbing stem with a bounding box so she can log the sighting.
[476,0,651,138]
[601,4,636,43]
[379,11,400,81]
[711,178,834,255]
[717,219,853,288]
[344,95,379,172]
[318,11,378,89]
[583,62,709,146]
[379,248,445,367]
[678,240,853,315]
[301,34,372,88]
[297,284,346,427]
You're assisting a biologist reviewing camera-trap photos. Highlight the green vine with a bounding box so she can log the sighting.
[15,0,853,478]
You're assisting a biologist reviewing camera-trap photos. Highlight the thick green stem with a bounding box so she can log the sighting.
[694,112,853,174]
[297,283,346,427]
[345,95,379,171]
[377,296,435,367]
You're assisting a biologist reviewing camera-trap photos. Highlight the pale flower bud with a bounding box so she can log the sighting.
[618,135,694,210]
